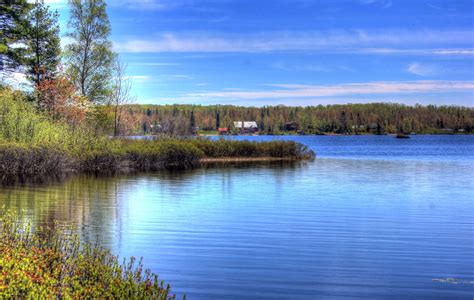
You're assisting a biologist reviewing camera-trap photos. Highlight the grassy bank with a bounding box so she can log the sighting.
[0,211,176,299]
[0,138,314,183]
[0,88,314,183]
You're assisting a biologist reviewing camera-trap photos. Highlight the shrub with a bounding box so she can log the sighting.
[121,140,203,171]
[0,142,69,183]
[189,138,315,159]
[0,211,177,299]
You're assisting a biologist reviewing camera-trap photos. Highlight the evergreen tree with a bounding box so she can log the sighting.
[25,0,61,86]
[65,0,113,103]
[215,111,220,129]
[190,111,196,132]
[0,0,31,76]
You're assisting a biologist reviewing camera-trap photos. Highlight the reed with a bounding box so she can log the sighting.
[0,88,314,182]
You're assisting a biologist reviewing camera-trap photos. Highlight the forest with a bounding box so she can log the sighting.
[118,103,474,136]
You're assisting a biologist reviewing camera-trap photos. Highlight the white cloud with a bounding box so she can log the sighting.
[130,62,181,66]
[406,63,437,76]
[114,30,474,53]
[37,0,171,10]
[124,75,152,82]
[187,81,474,101]
[359,0,392,7]
[110,0,167,10]
[359,48,474,56]
[40,0,68,8]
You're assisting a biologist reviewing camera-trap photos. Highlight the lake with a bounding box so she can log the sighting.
[1,135,473,299]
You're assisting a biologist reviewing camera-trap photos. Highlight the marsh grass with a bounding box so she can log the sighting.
[0,211,177,299]
[189,138,315,159]
[0,88,314,182]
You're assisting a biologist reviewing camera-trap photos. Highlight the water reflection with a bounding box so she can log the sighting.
[1,136,473,299]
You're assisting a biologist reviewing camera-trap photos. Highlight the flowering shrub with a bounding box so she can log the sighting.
[0,211,177,299]
[36,77,88,127]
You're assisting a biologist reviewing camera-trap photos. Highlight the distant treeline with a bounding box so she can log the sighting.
[119,103,474,135]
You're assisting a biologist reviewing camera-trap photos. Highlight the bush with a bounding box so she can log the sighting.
[0,142,70,183]
[0,211,177,299]
[0,88,314,181]
[189,138,315,159]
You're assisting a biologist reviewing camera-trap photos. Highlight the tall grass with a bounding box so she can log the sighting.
[0,211,176,299]
[189,138,315,159]
[0,88,314,182]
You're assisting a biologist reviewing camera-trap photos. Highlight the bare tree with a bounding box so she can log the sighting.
[109,58,132,136]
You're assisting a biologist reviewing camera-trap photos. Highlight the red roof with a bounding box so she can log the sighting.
[218,127,228,132]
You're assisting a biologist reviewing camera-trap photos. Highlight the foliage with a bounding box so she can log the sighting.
[36,76,88,125]
[25,0,61,85]
[0,87,71,147]
[0,142,69,183]
[120,139,203,171]
[65,0,114,103]
[128,103,474,135]
[190,138,315,159]
[0,88,313,182]
[0,0,32,76]
[0,211,176,299]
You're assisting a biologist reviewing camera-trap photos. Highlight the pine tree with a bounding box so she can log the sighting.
[190,111,196,133]
[65,0,113,103]
[25,0,61,86]
[0,0,32,76]
[215,111,220,129]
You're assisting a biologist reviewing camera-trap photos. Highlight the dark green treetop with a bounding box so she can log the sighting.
[0,0,32,76]
[25,0,61,85]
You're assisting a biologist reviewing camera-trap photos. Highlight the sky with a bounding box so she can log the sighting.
[43,0,473,106]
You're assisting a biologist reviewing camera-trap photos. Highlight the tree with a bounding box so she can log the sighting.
[215,110,220,129]
[109,57,132,136]
[0,0,31,78]
[25,0,61,86]
[190,111,196,133]
[36,76,88,128]
[64,0,113,103]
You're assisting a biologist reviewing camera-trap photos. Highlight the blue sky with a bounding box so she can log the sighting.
[46,0,473,106]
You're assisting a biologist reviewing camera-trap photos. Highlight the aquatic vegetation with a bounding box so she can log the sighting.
[189,138,315,159]
[0,211,176,299]
[0,88,314,182]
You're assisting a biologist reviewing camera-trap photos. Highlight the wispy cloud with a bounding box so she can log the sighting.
[187,81,474,101]
[358,48,474,56]
[109,0,169,11]
[130,62,181,66]
[41,0,68,8]
[114,29,474,53]
[406,62,437,76]
[40,0,175,11]
[271,61,354,73]
[124,75,152,82]
[359,0,393,8]
[168,74,193,79]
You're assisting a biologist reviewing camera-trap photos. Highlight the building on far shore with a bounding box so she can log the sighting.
[233,121,258,134]
[218,127,229,135]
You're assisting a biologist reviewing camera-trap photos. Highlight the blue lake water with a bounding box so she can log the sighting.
[1,135,473,299]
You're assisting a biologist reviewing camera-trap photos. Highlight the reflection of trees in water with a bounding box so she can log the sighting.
[0,162,308,249]
[0,175,127,247]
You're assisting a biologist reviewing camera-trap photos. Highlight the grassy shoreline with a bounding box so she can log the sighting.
[0,138,315,184]
[200,156,300,162]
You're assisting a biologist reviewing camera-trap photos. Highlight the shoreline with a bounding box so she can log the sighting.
[0,139,315,184]
[200,156,300,163]
[190,132,472,138]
